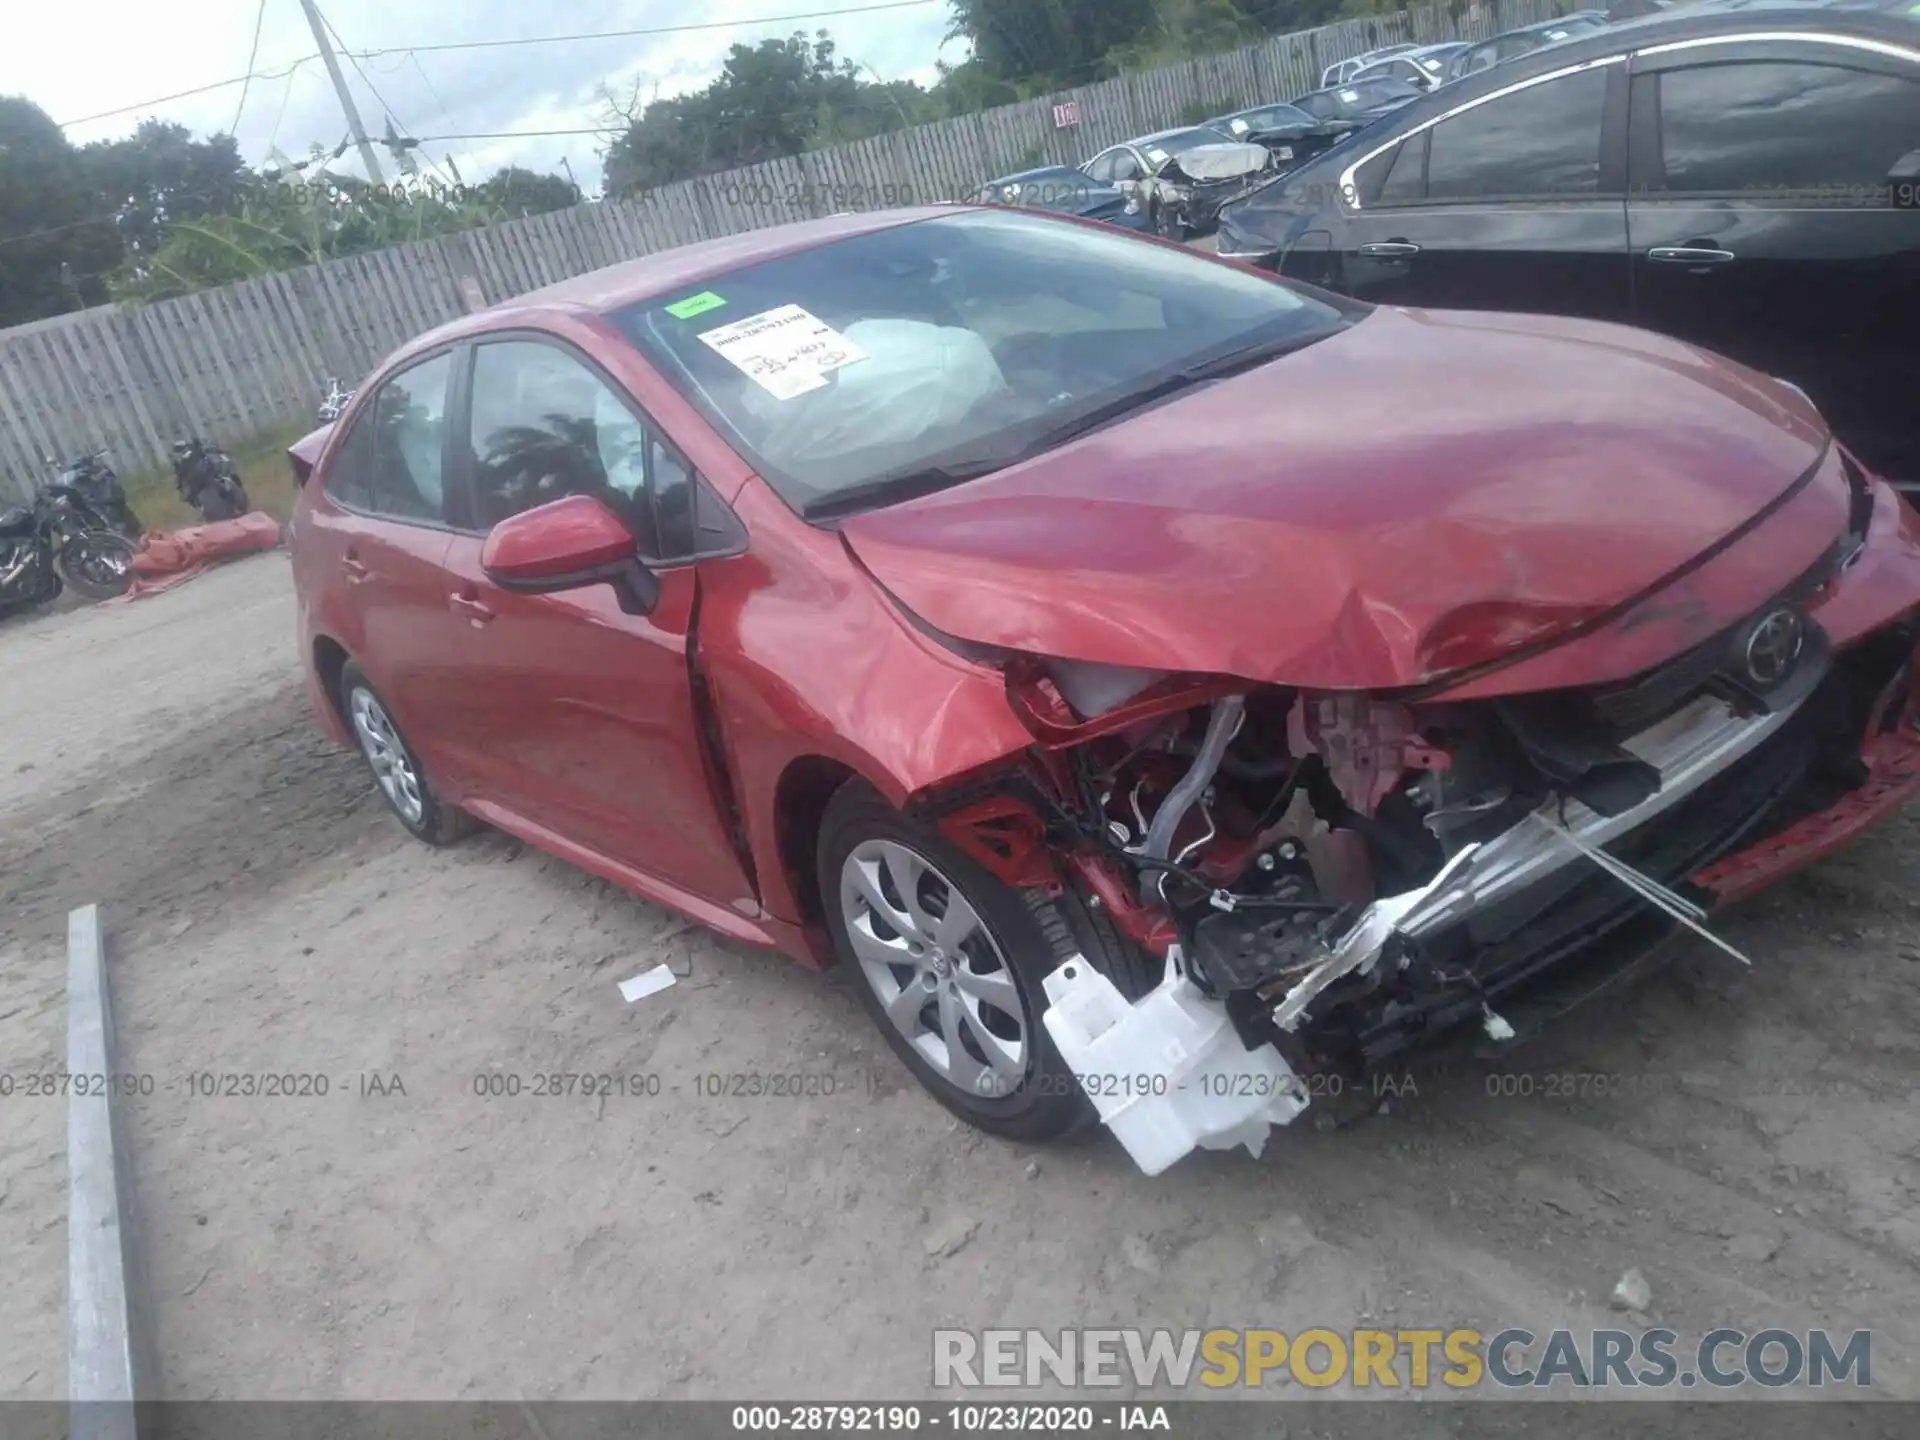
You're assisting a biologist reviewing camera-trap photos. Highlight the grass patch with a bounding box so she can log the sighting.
[121,419,313,531]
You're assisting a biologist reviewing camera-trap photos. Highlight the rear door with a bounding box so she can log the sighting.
[1626,35,1920,483]
[1333,57,1634,323]
[435,334,756,908]
[299,349,470,784]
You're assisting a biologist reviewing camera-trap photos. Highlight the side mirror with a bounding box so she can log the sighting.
[480,494,661,615]
[1892,150,1919,210]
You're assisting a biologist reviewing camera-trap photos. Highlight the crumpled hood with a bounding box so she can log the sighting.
[841,306,1845,691]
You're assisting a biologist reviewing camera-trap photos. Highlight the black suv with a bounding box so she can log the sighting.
[1217,1,1920,488]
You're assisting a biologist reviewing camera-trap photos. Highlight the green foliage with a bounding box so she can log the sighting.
[80,121,249,263]
[482,166,583,217]
[945,0,1163,85]
[602,31,935,195]
[108,158,531,303]
[0,97,120,325]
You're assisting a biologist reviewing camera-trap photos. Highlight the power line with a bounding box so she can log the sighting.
[345,2,942,59]
[231,0,272,134]
[60,56,317,128]
[55,1,943,130]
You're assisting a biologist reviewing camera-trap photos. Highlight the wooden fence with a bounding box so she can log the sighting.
[0,0,1571,499]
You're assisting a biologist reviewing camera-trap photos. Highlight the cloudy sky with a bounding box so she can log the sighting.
[1,0,964,194]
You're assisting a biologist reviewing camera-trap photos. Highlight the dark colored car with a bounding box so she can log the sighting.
[1446,11,1613,81]
[1218,1,1920,489]
[965,167,1150,231]
[292,205,1920,1174]
[1201,102,1358,169]
[1288,75,1427,127]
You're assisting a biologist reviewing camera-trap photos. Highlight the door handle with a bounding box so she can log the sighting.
[449,592,496,625]
[1358,240,1421,258]
[1647,245,1736,266]
[341,553,371,583]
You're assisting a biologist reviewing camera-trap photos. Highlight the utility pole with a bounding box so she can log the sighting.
[296,0,385,184]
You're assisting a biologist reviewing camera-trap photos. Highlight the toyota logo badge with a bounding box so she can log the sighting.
[1743,609,1805,687]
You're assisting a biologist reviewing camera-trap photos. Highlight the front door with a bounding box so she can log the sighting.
[1625,38,1920,484]
[1336,59,1633,325]
[436,334,755,910]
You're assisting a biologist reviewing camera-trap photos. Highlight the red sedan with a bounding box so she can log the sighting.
[290,206,1920,1172]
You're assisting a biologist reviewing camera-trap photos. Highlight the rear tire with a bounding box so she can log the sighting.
[818,782,1092,1142]
[339,662,476,845]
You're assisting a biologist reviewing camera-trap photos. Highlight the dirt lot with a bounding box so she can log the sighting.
[5,554,1920,1416]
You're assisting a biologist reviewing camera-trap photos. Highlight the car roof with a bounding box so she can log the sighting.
[1307,1,1918,164]
[1130,125,1221,147]
[374,207,960,361]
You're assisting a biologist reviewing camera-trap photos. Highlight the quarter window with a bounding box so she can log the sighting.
[1651,60,1920,195]
[1422,67,1608,200]
[467,339,698,559]
[359,351,454,522]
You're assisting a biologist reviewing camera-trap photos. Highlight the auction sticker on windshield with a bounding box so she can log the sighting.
[697,304,869,400]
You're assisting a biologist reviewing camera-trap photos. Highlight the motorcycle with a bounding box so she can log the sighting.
[45,450,142,540]
[170,438,251,522]
[318,376,355,424]
[0,479,137,616]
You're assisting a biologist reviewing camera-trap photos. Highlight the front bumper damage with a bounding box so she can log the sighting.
[1039,594,1920,1177]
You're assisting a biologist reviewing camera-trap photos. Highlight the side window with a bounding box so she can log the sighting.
[1379,133,1429,204]
[1423,67,1608,201]
[1464,45,1497,75]
[1083,151,1120,184]
[367,352,454,522]
[1652,61,1920,195]
[322,408,374,510]
[1108,150,1145,183]
[467,339,701,560]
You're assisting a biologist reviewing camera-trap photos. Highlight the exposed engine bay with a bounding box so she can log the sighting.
[921,586,1920,1174]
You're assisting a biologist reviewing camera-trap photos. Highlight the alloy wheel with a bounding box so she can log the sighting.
[349,687,424,826]
[839,838,1030,1099]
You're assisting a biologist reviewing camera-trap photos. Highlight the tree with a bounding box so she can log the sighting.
[602,31,933,196]
[80,120,252,264]
[482,167,581,216]
[0,97,121,325]
[944,0,1162,85]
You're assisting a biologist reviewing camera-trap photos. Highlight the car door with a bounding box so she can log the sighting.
[1332,57,1634,323]
[298,348,471,785]
[1626,35,1920,484]
[434,333,756,909]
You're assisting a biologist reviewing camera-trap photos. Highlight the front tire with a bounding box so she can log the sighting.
[1154,201,1188,241]
[818,783,1091,1142]
[340,662,475,845]
[55,533,134,598]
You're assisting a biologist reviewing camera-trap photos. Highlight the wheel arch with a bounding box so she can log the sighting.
[771,754,865,959]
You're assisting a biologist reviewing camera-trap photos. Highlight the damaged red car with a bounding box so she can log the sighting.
[290,206,1920,1174]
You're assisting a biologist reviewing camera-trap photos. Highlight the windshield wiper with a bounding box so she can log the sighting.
[1016,329,1333,456]
[802,455,1013,521]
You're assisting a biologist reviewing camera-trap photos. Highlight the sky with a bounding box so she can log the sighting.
[0,0,965,194]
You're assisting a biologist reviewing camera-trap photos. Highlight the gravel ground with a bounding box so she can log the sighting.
[4,555,1920,1420]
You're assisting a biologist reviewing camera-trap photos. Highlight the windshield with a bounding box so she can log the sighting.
[608,210,1348,517]
[1295,78,1420,119]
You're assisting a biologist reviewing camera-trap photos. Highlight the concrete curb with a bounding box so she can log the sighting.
[67,903,144,1439]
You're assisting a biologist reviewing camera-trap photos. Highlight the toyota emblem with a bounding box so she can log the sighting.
[1743,608,1805,687]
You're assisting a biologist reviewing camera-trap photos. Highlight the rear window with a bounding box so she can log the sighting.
[607,210,1346,514]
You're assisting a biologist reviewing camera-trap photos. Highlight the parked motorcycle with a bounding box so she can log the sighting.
[0,480,137,615]
[45,450,141,540]
[317,376,354,424]
[170,438,251,522]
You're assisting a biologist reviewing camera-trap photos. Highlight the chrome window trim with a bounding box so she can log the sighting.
[1632,30,1920,65]
[1338,54,1625,209]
